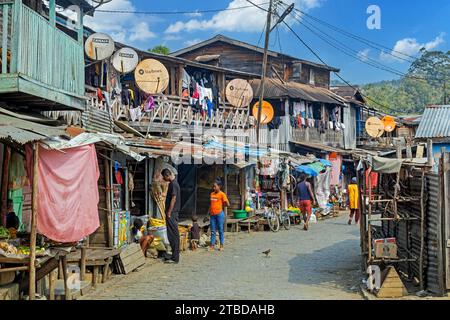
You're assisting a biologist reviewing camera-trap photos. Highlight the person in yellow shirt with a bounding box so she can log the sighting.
[208,180,230,252]
[348,177,360,225]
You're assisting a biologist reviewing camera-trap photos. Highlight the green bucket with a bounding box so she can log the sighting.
[233,210,247,219]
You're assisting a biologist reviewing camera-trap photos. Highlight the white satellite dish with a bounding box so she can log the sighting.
[85,33,115,61]
[112,47,139,74]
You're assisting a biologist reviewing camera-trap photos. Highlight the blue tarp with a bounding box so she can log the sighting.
[295,165,319,177]
[319,159,332,167]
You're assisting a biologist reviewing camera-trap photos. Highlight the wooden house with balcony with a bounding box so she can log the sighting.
[0,0,92,111]
[170,34,357,157]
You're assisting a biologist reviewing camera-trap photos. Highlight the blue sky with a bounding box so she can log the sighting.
[84,0,450,84]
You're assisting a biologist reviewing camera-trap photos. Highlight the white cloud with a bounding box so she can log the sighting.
[380,33,445,62]
[184,39,203,47]
[130,22,157,42]
[79,0,158,45]
[165,0,322,34]
[357,49,370,62]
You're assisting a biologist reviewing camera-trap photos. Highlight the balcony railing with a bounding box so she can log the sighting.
[112,95,250,130]
[0,1,84,97]
[292,126,344,148]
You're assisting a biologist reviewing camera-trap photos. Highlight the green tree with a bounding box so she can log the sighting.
[362,50,450,114]
[148,45,170,55]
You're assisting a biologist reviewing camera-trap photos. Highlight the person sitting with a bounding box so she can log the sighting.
[131,218,154,257]
[6,202,20,239]
[190,215,200,251]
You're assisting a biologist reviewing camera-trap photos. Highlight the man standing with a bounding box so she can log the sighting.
[162,168,181,264]
[296,173,316,231]
[348,177,360,225]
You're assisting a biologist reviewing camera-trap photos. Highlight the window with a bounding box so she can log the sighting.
[291,63,302,80]
[309,69,315,85]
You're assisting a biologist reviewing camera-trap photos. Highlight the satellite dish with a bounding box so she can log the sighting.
[225,79,254,108]
[365,117,384,138]
[382,115,396,133]
[90,0,112,3]
[85,33,115,61]
[252,100,274,124]
[134,59,169,94]
[112,47,139,74]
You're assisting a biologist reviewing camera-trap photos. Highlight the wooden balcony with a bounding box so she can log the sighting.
[291,126,344,148]
[112,95,250,133]
[0,1,85,110]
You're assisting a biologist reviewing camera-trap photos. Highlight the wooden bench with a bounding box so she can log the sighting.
[66,248,120,286]
[225,218,244,232]
[238,218,263,233]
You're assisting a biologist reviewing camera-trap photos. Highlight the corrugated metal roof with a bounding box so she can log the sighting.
[0,114,67,144]
[249,78,346,105]
[415,105,450,139]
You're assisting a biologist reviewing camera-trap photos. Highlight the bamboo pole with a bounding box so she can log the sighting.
[29,142,39,300]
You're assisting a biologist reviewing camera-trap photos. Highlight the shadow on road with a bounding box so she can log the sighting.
[287,234,363,295]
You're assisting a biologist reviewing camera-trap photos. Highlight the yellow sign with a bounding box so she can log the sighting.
[252,100,274,124]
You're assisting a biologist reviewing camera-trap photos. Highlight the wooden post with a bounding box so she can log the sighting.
[49,0,55,26]
[427,139,434,167]
[256,0,273,146]
[104,158,113,247]
[29,142,39,300]
[419,168,425,291]
[61,255,69,300]
[224,165,228,226]
[77,7,84,46]
[80,247,86,281]
[396,145,402,159]
[367,166,372,264]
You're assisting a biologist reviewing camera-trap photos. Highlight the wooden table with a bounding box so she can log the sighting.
[225,218,244,232]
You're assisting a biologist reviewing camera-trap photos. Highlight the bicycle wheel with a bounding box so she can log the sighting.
[281,210,291,230]
[267,209,280,232]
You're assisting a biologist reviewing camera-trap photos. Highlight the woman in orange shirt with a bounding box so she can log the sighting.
[208,181,230,251]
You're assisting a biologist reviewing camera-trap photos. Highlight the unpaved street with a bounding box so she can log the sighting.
[82,214,363,300]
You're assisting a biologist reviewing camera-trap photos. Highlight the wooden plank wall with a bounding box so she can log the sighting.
[89,151,109,247]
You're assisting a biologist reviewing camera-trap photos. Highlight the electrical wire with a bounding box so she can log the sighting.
[245,0,399,112]
[93,2,271,16]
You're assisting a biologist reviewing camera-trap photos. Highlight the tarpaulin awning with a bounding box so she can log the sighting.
[295,165,319,177]
[43,132,145,161]
[307,161,326,174]
[319,159,332,167]
[370,156,403,174]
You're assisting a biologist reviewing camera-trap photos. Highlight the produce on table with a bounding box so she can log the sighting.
[0,241,18,255]
[0,226,10,238]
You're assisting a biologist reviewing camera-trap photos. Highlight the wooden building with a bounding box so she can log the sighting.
[171,34,339,89]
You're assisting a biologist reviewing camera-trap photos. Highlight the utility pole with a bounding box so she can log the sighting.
[256,0,273,146]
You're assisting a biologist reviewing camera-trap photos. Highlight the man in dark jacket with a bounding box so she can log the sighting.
[162,168,181,264]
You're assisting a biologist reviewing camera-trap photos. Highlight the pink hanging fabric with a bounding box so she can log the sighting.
[329,155,342,186]
[26,144,100,243]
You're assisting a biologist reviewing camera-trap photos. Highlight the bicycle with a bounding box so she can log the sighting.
[264,199,291,232]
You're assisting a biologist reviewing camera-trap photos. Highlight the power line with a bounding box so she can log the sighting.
[93,2,270,15]
[278,2,447,86]
[245,0,403,112]
[279,1,417,63]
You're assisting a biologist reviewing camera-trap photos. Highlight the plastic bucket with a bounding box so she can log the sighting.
[233,210,247,219]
